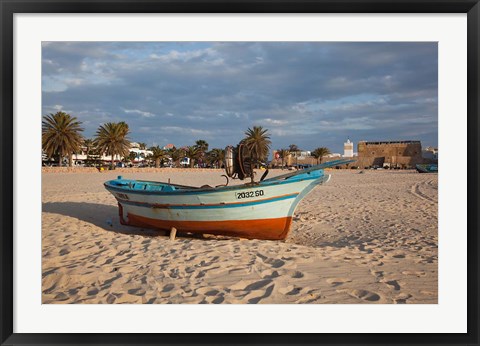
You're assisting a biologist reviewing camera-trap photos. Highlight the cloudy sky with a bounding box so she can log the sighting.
[42,42,437,154]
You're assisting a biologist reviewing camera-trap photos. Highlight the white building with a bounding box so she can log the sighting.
[70,144,153,166]
[343,139,354,157]
[422,146,438,160]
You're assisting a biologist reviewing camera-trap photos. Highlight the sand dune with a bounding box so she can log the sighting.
[42,169,437,304]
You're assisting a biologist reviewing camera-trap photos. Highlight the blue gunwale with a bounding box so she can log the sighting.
[118,192,299,209]
[104,171,325,196]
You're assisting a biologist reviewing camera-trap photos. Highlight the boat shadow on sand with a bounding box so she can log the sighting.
[43,202,370,245]
[42,202,224,240]
[42,202,165,237]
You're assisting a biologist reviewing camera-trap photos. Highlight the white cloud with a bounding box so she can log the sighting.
[159,126,211,136]
[261,118,289,126]
[123,108,155,118]
[149,48,216,63]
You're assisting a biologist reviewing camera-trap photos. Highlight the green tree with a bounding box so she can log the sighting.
[194,139,209,153]
[128,151,137,164]
[242,126,272,165]
[118,121,129,136]
[168,148,182,168]
[84,139,101,167]
[94,122,131,169]
[312,147,331,164]
[288,144,300,167]
[207,148,225,168]
[148,146,167,168]
[138,142,147,150]
[185,146,200,168]
[288,144,299,154]
[194,139,209,167]
[83,138,94,162]
[277,149,290,168]
[42,112,84,167]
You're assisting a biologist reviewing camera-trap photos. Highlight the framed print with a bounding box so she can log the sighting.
[1,0,479,345]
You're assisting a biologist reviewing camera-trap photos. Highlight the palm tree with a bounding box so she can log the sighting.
[83,138,94,162]
[94,122,131,169]
[168,148,182,168]
[207,148,225,168]
[138,142,147,150]
[42,112,84,167]
[128,151,137,165]
[83,138,94,152]
[194,139,209,167]
[312,147,331,164]
[288,144,299,153]
[288,144,300,167]
[118,121,129,136]
[194,139,209,153]
[185,146,200,168]
[277,149,290,168]
[148,146,167,168]
[242,126,272,165]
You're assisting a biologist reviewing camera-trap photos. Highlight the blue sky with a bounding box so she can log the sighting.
[42,42,438,154]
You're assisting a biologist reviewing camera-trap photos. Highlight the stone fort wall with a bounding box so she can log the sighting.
[270,141,434,169]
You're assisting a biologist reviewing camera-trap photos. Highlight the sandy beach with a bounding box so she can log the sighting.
[42,168,437,304]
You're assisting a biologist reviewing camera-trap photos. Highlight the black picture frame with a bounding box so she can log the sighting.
[1,1,479,345]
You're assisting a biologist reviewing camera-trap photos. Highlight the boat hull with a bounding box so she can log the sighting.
[118,202,293,240]
[105,170,331,240]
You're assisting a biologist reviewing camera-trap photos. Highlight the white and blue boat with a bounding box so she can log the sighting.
[415,164,438,173]
[104,156,352,240]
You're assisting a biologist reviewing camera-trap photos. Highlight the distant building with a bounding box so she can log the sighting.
[422,146,438,160]
[356,140,424,168]
[343,139,354,158]
[163,143,175,150]
[68,143,153,166]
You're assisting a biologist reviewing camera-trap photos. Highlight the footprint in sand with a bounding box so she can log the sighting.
[244,279,273,291]
[291,271,304,279]
[261,269,281,279]
[211,296,225,304]
[382,280,401,291]
[127,287,146,296]
[54,292,69,301]
[296,288,324,303]
[59,248,71,256]
[370,270,384,279]
[402,270,426,277]
[265,258,285,268]
[246,284,275,304]
[393,293,412,304]
[286,287,302,295]
[87,287,99,296]
[256,254,286,268]
[344,289,381,302]
[162,283,175,292]
[326,278,352,287]
[196,287,221,297]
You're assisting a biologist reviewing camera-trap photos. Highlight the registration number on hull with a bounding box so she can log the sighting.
[235,190,264,199]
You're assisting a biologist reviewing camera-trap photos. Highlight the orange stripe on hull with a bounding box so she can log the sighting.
[124,212,293,240]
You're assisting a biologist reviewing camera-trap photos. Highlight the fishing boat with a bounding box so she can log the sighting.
[415,163,438,173]
[104,144,353,240]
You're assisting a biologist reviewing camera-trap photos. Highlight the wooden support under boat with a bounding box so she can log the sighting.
[169,227,177,241]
